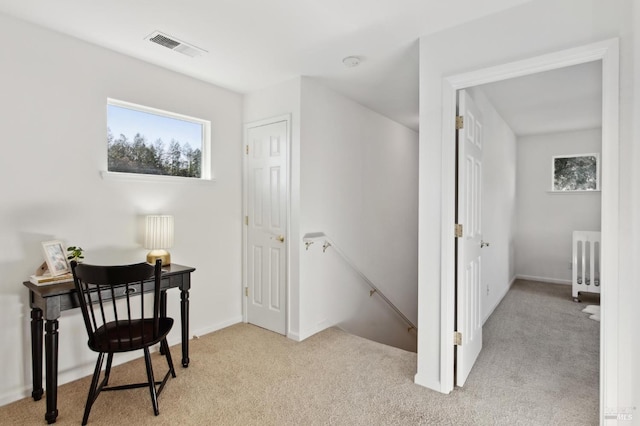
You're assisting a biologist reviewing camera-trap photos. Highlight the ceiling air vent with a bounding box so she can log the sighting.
[145,31,207,58]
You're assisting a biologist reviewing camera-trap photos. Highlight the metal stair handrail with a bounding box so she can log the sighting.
[302,232,417,333]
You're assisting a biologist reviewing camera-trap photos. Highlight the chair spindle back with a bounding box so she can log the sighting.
[71,260,163,352]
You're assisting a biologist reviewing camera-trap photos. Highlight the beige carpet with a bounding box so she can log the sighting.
[1,280,599,425]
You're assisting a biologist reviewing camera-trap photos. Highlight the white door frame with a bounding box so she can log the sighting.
[242,114,292,329]
[439,39,619,416]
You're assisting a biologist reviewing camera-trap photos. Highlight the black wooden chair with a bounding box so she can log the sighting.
[70,260,176,425]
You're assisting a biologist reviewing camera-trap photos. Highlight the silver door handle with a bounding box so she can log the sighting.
[481,240,490,248]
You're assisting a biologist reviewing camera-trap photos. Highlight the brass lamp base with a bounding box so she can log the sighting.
[147,250,171,266]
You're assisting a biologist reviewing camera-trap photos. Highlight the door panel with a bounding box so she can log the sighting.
[246,120,288,334]
[456,90,483,386]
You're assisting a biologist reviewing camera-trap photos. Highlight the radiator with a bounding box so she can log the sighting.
[572,231,601,302]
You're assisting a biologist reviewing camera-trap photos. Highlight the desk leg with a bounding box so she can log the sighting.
[180,289,190,368]
[44,320,59,424]
[159,291,167,355]
[30,308,44,401]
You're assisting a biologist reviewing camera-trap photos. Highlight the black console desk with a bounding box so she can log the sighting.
[24,263,195,424]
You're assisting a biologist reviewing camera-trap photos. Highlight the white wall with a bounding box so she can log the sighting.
[417,0,637,411]
[515,128,601,284]
[0,14,244,404]
[467,87,517,322]
[298,78,419,346]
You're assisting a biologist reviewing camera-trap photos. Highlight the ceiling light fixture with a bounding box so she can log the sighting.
[342,56,361,68]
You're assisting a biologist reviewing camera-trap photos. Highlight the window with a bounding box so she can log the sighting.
[552,153,600,191]
[106,98,211,179]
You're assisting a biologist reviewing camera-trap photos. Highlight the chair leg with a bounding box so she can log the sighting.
[103,352,114,386]
[82,353,105,426]
[161,339,176,378]
[143,347,159,416]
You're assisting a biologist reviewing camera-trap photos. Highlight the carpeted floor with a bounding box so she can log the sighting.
[1,280,599,425]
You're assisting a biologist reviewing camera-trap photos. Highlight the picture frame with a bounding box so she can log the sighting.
[551,153,600,192]
[41,240,70,276]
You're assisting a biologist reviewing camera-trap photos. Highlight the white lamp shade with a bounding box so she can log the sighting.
[144,215,174,249]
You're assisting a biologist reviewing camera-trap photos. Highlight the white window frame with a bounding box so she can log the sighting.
[103,98,212,181]
[551,153,600,192]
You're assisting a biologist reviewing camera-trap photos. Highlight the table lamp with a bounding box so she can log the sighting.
[144,215,174,265]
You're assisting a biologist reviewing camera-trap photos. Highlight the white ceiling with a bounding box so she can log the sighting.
[475,61,603,136]
[0,0,533,131]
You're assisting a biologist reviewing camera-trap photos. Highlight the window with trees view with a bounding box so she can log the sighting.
[107,99,210,179]
[552,153,600,191]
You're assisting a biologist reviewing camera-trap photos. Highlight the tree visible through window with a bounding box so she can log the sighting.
[107,99,210,179]
[553,154,599,191]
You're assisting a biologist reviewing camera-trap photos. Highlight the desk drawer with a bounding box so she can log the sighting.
[101,281,156,299]
[61,281,156,311]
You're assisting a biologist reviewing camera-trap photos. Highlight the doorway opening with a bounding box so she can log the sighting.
[441,39,619,416]
[452,61,603,418]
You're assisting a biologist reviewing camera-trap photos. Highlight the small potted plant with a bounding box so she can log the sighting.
[67,246,85,263]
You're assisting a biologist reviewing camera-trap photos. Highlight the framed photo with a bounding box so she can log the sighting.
[41,240,70,276]
[552,153,600,192]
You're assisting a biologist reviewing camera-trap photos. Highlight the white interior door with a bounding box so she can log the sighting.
[245,119,288,335]
[456,90,483,386]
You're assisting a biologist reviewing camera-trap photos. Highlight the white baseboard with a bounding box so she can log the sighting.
[482,275,517,324]
[414,373,448,394]
[0,387,36,407]
[295,322,333,342]
[189,316,243,340]
[0,390,29,407]
[287,331,302,342]
[515,274,571,285]
[0,316,244,407]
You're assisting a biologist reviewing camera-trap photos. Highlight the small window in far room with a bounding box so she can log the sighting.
[552,153,600,191]
[106,98,211,179]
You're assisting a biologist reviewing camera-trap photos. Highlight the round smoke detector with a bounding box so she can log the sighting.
[342,56,361,67]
